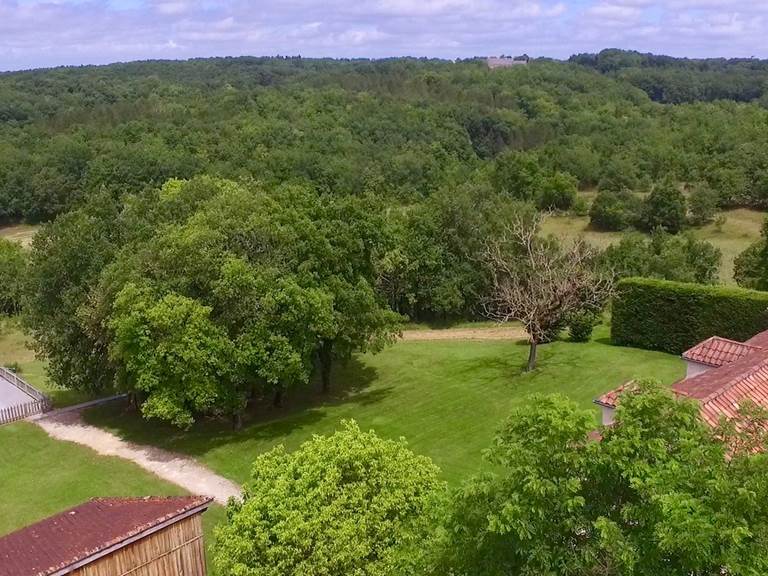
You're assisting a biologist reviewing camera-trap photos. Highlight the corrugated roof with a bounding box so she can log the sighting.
[682,336,761,367]
[0,496,212,576]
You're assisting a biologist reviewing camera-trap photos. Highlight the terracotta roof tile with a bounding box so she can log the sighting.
[682,336,761,367]
[594,382,632,408]
[745,328,768,349]
[0,496,212,576]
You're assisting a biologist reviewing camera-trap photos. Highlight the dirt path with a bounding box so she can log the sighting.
[400,326,527,341]
[34,410,241,505]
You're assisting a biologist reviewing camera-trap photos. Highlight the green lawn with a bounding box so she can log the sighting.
[85,326,685,486]
[0,422,226,571]
[0,318,91,407]
[541,208,764,283]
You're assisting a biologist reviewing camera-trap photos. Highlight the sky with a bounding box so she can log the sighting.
[1,0,767,71]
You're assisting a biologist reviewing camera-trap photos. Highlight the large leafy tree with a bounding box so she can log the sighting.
[441,381,768,576]
[214,421,446,576]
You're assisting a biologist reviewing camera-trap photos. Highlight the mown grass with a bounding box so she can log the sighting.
[0,318,90,407]
[85,326,684,486]
[541,208,764,283]
[0,422,226,570]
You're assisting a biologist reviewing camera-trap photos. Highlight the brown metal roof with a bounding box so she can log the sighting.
[0,496,212,576]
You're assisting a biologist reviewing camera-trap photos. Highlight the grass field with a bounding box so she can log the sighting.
[541,208,764,283]
[0,319,91,407]
[0,422,225,569]
[85,326,684,486]
[0,223,39,247]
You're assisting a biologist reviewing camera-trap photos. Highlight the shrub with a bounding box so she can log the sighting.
[611,277,768,354]
[537,172,577,211]
[600,230,721,284]
[589,189,641,231]
[568,310,599,342]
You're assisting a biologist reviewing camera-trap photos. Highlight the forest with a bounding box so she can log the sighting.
[3,49,768,421]
[6,49,768,576]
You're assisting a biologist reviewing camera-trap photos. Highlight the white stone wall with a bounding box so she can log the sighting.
[601,405,615,426]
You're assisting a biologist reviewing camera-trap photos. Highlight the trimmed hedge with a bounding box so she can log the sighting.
[611,277,768,354]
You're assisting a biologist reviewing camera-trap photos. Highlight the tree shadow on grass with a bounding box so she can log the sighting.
[82,356,388,458]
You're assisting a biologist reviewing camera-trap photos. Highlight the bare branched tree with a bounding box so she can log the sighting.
[483,213,614,371]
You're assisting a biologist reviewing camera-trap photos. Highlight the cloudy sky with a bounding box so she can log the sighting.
[1,0,767,71]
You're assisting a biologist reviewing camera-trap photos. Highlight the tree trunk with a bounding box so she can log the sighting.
[319,341,333,394]
[273,385,283,408]
[231,411,243,431]
[526,340,538,372]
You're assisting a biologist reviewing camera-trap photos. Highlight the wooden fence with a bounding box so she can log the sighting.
[0,398,52,425]
[0,366,52,425]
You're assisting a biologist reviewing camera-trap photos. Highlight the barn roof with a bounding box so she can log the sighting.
[0,496,212,576]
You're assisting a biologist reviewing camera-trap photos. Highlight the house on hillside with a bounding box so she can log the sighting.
[0,496,212,576]
[596,328,768,427]
[487,55,529,69]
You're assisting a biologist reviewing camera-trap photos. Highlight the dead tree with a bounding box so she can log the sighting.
[483,213,613,371]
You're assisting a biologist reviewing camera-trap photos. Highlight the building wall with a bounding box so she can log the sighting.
[601,405,615,426]
[685,360,710,379]
[73,514,206,576]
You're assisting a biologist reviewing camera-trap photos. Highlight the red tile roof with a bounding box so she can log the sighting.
[682,336,761,367]
[0,496,211,576]
[596,328,768,432]
[595,383,632,408]
[745,328,768,349]
[673,354,768,427]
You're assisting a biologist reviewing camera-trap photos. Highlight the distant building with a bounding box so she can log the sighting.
[487,54,530,69]
[0,496,212,576]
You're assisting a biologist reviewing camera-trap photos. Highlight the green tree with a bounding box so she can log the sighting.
[641,182,687,233]
[601,230,721,283]
[537,171,578,211]
[589,189,641,231]
[0,239,27,315]
[492,151,544,202]
[109,284,237,428]
[441,381,768,576]
[214,421,446,576]
[734,217,768,290]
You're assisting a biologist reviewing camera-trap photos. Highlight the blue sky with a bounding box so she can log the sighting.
[1,0,767,71]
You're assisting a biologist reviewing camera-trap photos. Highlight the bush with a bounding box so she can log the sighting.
[611,277,768,354]
[537,172,577,211]
[589,189,641,231]
[600,230,721,284]
[568,310,599,342]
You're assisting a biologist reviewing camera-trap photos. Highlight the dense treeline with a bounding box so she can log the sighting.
[4,54,768,225]
[571,48,768,104]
